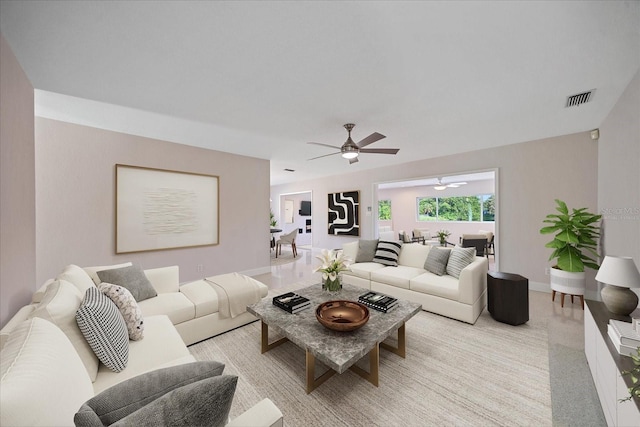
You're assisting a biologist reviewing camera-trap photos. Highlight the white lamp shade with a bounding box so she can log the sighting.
[595,256,640,289]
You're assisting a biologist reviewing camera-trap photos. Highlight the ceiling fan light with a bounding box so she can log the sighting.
[434,185,447,191]
[342,151,358,159]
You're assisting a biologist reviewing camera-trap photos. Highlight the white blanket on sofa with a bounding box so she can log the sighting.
[205,273,262,318]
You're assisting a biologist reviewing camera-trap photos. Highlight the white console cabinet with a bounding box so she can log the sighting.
[585,301,640,426]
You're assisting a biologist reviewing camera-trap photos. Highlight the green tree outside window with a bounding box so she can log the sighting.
[379,200,392,220]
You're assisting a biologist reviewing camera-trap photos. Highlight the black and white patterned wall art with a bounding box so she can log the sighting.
[327,190,360,236]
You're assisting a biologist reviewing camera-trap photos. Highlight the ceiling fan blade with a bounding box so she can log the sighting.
[307,142,343,150]
[446,181,468,187]
[349,157,359,164]
[307,152,341,161]
[359,148,399,155]
[356,132,386,148]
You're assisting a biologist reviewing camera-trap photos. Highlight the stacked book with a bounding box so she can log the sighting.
[607,319,640,357]
[272,292,311,314]
[359,291,398,313]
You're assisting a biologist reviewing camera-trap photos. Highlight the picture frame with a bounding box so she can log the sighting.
[116,164,219,253]
[327,190,360,236]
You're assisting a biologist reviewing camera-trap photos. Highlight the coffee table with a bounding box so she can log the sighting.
[247,283,422,393]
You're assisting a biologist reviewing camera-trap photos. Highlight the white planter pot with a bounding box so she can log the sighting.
[550,267,586,295]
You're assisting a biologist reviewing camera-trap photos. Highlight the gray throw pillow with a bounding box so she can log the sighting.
[74,361,227,427]
[356,239,379,263]
[75,287,129,373]
[373,240,402,267]
[446,246,476,279]
[97,265,157,302]
[424,247,452,276]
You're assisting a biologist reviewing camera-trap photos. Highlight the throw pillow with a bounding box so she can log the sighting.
[424,247,452,276]
[84,262,133,285]
[98,282,145,341]
[446,246,476,279]
[74,361,226,426]
[76,287,129,372]
[373,240,402,267]
[356,239,379,263]
[56,264,96,296]
[97,264,157,302]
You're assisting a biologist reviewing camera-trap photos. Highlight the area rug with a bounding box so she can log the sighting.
[190,300,552,426]
[269,252,300,267]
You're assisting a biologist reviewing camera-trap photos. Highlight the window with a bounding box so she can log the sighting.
[378,200,392,220]
[417,194,495,222]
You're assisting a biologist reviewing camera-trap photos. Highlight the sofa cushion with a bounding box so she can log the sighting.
[1,317,94,427]
[356,239,379,263]
[97,264,158,302]
[424,247,451,276]
[137,292,195,325]
[398,243,431,268]
[29,280,100,381]
[446,246,476,279]
[92,315,196,394]
[75,361,226,427]
[180,280,220,318]
[76,287,129,373]
[98,282,144,341]
[57,264,96,296]
[341,241,359,263]
[84,262,133,285]
[373,240,402,267]
[371,266,426,290]
[345,262,386,280]
[410,273,460,301]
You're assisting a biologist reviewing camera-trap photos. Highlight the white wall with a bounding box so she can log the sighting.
[272,132,598,296]
[0,34,36,328]
[598,69,640,301]
[35,118,271,285]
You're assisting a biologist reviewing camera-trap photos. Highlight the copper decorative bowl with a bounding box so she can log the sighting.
[316,300,370,332]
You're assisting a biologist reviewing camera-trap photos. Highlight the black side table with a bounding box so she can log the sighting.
[487,271,529,325]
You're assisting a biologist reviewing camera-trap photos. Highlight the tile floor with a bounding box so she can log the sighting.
[255,246,606,425]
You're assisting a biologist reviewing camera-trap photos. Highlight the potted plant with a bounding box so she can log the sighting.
[435,229,451,246]
[539,199,601,299]
[270,209,278,228]
[314,249,352,293]
[621,347,640,402]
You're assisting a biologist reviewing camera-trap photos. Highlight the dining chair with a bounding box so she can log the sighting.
[275,229,298,258]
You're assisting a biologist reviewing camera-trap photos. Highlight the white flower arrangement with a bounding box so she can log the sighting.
[313,249,352,281]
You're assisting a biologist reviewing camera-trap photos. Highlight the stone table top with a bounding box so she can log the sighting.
[247,283,422,374]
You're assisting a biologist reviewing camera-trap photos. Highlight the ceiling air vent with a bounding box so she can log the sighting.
[565,89,595,107]
[284,168,295,172]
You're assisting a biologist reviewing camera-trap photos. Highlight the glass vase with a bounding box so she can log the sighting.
[322,275,342,294]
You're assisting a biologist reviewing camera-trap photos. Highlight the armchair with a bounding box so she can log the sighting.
[275,229,298,258]
[460,234,488,257]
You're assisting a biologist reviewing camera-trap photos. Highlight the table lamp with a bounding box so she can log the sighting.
[596,256,640,316]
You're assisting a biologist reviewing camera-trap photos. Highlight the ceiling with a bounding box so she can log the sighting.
[1,1,638,186]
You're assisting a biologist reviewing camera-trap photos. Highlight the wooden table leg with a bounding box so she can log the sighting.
[348,344,380,387]
[260,321,288,354]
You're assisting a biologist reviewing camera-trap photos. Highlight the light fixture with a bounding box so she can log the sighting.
[341,151,358,159]
[434,185,447,191]
[596,256,640,316]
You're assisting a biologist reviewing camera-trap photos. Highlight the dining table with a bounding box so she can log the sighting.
[270,228,282,249]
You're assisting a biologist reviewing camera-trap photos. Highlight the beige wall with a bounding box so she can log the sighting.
[598,69,640,299]
[0,34,36,327]
[35,118,270,286]
[271,132,599,295]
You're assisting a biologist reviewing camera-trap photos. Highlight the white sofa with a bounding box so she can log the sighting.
[342,242,488,324]
[0,263,281,427]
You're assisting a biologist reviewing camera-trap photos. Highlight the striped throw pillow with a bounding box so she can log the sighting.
[446,246,476,278]
[424,247,451,276]
[373,240,403,267]
[76,287,129,372]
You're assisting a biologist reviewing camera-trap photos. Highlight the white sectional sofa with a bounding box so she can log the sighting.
[342,241,488,324]
[0,263,281,427]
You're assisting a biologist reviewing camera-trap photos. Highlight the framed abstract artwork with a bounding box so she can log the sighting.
[327,190,360,236]
[116,164,219,253]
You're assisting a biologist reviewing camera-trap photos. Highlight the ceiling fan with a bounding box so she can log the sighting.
[434,177,468,191]
[307,123,399,164]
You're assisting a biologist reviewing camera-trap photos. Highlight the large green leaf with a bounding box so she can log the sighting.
[557,247,584,272]
[555,199,568,215]
[540,225,561,234]
[555,229,579,243]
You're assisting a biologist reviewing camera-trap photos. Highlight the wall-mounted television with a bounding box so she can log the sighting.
[299,200,311,216]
